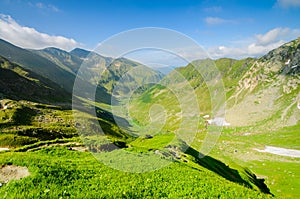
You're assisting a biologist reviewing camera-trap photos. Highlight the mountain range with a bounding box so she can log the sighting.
[0,37,299,135]
[130,38,299,131]
[0,37,299,198]
[0,39,163,104]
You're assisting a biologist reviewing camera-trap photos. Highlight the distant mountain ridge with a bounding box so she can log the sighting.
[0,39,165,104]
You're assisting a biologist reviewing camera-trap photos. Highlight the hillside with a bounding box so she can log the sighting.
[30,45,164,102]
[1,37,299,198]
[127,37,300,198]
[99,57,164,97]
[0,56,70,103]
[226,38,300,127]
[130,38,300,129]
[0,39,76,92]
[31,47,83,75]
[0,146,270,198]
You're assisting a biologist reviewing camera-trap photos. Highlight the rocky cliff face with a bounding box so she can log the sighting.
[261,37,300,75]
[226,38,300,128]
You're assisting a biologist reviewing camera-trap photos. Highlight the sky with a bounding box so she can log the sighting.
[0,0,300,61]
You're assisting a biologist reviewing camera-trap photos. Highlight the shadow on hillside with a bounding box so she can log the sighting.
[72,97,132,139]
[185,147,272,195]
[0,106,37,129]
[95,107,132,132]
[0,67,71,104]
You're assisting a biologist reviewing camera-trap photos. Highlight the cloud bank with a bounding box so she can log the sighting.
[276,0,300,8]
[204,17,236,25]
[208,27,300,59]
[33,2,60,12]
[0,14,81,51]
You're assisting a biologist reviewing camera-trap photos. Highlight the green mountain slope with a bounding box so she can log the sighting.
[31,47,83,75]
[30,46,164,103]
[226,38,300,127]
[0,39,76,92]
[130,38,300,130]
[3,37,295,198]
[99,57,164,97]
[0,56,70,103]
[126,37,300,198]
[0,147,270,198]
[128,58,254,133]
[0,40,114,104]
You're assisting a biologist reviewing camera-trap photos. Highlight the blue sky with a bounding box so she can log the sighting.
[0,0,300,59]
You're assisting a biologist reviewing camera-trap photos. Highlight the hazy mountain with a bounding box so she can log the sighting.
[35,46,164,100]
[99,57,164,97]
[0,40,114,104]
[0,39,164,105]
[2,36,298,129]
[70,48,165,95]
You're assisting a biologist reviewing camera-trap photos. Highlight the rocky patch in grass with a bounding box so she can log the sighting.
[0,165,30,185]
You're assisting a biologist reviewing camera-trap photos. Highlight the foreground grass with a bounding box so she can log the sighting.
[191,124,300,199]
[0,147,270,199]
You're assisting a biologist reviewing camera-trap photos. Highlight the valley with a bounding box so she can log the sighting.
[0,36,299,199]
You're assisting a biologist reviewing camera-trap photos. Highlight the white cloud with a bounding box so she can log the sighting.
[204,17,236,25]
[276,0,300,8]
[255,28,291,46]
[0,14,81,51]
[207,27,300,59]
[34,2,60,12]
[203,6,222,13]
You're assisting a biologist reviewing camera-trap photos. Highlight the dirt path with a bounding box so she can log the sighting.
[27,142,85,152]
[0,165,30,183]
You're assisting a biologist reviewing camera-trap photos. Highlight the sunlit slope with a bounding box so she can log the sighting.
[226,38,300,127]
[130,38,300,129]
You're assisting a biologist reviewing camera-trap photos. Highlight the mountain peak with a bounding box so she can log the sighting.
[43,47,67,53]
[261,37,300,74]
[70,48,91,58]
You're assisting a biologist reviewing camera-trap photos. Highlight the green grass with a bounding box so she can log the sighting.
[0,134,38,147]
[0,147,270,199]
[129,133,175,151]
[245,124,300,150]
[190,124,300,199]
[0,100,77,148]
[0,99,131,148]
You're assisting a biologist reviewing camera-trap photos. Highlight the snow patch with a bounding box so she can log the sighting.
[254,146,300,158]
[203,115,210,119]
[285,59,290,65]
[0,148,9,152]
[207,117,230,126]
